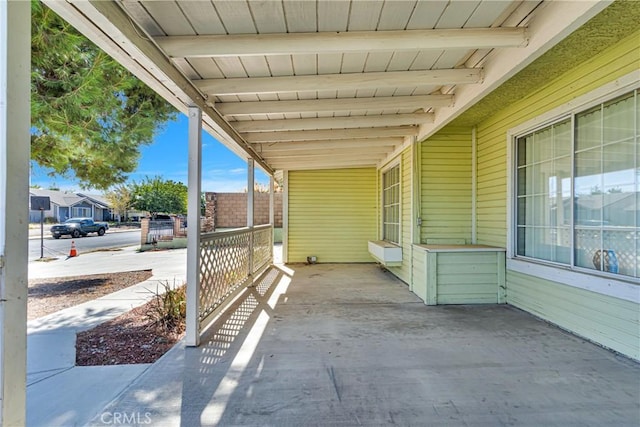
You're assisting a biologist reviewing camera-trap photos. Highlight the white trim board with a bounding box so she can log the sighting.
[508,259,640,304]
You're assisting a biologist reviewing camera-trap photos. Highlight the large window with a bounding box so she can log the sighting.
[72,206,92,218]
[516,90,638,279]
[382,164,401,244]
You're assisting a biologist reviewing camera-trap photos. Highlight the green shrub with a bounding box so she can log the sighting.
[145,280,186,331]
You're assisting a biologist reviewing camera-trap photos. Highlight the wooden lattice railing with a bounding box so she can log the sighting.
[198,224,273,329]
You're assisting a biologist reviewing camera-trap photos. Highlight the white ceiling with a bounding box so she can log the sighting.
[43,0,610,174]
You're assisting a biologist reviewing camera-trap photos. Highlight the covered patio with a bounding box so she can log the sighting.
[2,1,639,424]
[90,263,639,425]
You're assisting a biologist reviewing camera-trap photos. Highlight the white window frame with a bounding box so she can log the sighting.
[72,206,92,218]
[506,71,640,302]
[381,160,402,245]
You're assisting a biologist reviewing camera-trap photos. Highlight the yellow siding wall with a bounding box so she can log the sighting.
[474,30,640,360]
[508,271,639,360]
[287,168,377,263]
[476,29,640,247]
[386,147,413,284]
[420,127,472,244]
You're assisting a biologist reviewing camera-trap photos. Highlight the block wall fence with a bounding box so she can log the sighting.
[205,192,283,229]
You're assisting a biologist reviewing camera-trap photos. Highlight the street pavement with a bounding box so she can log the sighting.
[28,225,139,240]
[29,229,141,260]
[27,245,187,427]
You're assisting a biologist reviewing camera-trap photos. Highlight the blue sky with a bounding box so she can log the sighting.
[30,113,270,193]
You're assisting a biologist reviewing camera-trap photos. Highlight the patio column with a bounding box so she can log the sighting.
[0,1,30,424]
[247,158,254,228]
[269,175,275,226]
[186,106,202,347]
[247,159,255,278]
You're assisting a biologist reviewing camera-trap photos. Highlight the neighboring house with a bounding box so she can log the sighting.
[29,189,113,222]
[76,192,114,222]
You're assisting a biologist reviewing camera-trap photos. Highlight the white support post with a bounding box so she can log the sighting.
[247,159,255,278]
[247,159,255,228]
[0,2,30,424]
[269,175,275,262]
[186,106,202,347]
[282,170,289,263]
[269,175,275,226]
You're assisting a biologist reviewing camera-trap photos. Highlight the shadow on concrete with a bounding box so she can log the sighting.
[89,264,640,426]
[179,267,286,426]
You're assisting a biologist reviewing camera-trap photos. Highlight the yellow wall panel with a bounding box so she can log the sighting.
[287,168,377,263]
[420,127,472,244]
[471,29,640,359]
[508,271,639,360]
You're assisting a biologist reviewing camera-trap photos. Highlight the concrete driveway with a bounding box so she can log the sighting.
[92,263,639,426]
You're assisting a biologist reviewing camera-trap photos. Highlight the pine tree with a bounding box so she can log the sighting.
[31,1,177,189]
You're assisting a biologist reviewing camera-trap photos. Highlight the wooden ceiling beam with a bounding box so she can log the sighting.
[243,126,417,143]
[254,138,403,152]
[270,159,379,170]
[232,113,433,132]
[217,95,453,116]
[156,28,528,58]
[196,68,482,96]
[262,146,393,158]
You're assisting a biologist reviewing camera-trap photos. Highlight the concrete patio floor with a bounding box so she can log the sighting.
[91,264,640,426]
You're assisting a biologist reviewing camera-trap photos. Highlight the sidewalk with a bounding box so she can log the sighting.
[27,246,187,427]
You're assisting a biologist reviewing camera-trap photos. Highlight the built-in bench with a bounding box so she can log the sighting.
[412,244,506,305]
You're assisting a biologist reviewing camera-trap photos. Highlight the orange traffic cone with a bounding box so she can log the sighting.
[69,240,78,257]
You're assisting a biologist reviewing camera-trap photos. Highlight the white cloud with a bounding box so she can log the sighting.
[201,178,247,193]
[229,168,246,175]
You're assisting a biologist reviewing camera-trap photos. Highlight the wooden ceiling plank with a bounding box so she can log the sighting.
[248,0,286,34]
[120,1,164,36]
[208,0,256,34]
[377,0,417,30]
[465,1,514,28]
[177,1,225,35]
[142,2,193,36]
[188,57,224,79]
[172,58,200,80]
[347,0,384,31]
[264,54,294,77]
[436,1,481,28]
[292,53,318,76]
[406,1,448,30]
[216,94,453,115]
[318,0,349,32]
[283,1,317,33]
[213,56,248,78]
